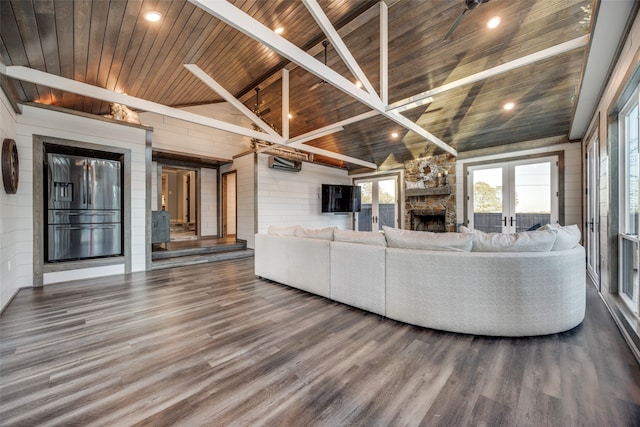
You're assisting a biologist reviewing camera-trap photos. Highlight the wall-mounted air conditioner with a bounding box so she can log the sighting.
[268,156,302,172]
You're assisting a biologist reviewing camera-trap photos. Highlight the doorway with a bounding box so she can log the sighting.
[466,155,559,233]
[585,131,600,289]
[354,175,399,231]
[221,171,237,237]
[162,167,198,241]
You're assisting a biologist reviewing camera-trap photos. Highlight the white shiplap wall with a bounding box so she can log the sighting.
[0,89,19,312]
[223,154,256,248]
[200,168,217,236]
[138,103,252,160]
[15,105,148,285]
[256,154,352,235]
[455,142,583,230]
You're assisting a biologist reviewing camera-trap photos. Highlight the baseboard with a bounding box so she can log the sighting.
[0,287,23,316]
[598,291,640,365]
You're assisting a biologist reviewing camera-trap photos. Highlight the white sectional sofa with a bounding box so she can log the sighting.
[254,224,586,337]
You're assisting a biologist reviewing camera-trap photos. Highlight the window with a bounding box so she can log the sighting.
[619,86,640,314]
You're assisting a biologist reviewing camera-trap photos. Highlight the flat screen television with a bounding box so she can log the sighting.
[321,184,361,213]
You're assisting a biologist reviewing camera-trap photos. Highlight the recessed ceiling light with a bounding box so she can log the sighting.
[287,113,293,119]
[355,81,363,88]
[274,27,284,34]
[487,16,501,29]
[144,11,162,22]
[391,132,399,139]
[503,102,515,111]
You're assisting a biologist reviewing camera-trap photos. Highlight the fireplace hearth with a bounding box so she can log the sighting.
[410,209,446,232]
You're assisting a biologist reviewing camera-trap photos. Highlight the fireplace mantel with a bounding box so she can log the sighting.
[406,185,450,197]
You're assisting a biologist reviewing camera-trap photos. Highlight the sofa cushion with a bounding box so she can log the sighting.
[334,229,387,246]
[538,223,581,251]
[459,226,557,252]
[268,225,299,236]
[294,226,336,240]
[382,226,473,252]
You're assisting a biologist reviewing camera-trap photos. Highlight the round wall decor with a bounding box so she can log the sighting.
[2,138,19,194]
[417,159,438,181]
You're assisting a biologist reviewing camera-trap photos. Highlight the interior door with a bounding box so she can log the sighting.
[355,176,398,231]
[585,134,600,288]
[467,156,558,233]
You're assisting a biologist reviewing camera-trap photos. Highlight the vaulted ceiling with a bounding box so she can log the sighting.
[1,0,596,170]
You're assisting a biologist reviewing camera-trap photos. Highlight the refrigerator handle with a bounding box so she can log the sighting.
[87,163,92,206]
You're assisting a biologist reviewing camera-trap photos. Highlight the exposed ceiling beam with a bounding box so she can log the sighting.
[388,35,591,112]
[2,63,284,144]
[189,0,382,110]
[183,64,283,140]
[302,0,379,100]
[289,139,377,170]
[186,63,374,168]
[189,0,454,156]
[288,127,345,146]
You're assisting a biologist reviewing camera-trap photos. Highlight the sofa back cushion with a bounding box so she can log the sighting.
[382,226,473,252]
[334,229,387,246]
[538,223,581,251]
[459,226,557,252]
[294,226,336,240]
[268,225,299,236]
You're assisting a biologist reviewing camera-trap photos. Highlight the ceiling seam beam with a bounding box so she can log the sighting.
[380,1,388,105]
[2,63,284,144]
[302,0,379,100]
[388,35,591,112]
[189,0,455,157]
[183,64,282,140]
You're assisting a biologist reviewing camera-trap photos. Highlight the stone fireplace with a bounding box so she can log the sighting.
[404,154,456,232]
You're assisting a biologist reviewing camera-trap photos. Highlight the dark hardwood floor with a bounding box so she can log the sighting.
[1,258,639,426]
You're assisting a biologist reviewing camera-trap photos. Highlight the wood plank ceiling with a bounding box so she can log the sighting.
[1,0,592,170]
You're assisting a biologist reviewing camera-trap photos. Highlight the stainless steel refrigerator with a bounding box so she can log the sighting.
[46,153,122,261]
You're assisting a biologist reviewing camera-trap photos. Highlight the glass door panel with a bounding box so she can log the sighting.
[620,235,639,315]
[471,167,504,233]
[356,181,373,231]
[513,162,551,232]
[377,179,397,231]
[586,136,600,286]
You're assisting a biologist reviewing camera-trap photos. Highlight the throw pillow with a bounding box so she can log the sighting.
[538,223,581,251]
[382,226,473,252]
[268,225,299,236]
[459,226,557,252]
[334,229,387,246]
[294,226,336,240]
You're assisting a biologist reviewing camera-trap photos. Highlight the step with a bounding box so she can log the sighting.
[152,241,246,260]
[151,249,254,270]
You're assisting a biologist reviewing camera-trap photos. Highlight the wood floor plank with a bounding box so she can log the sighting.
[1,257,639,426]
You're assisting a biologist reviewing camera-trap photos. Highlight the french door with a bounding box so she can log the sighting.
[354,176,399,231]
[467,156,559,233]
[585,133,600,288]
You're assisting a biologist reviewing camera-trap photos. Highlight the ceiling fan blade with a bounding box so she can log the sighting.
[442,8,468,41]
